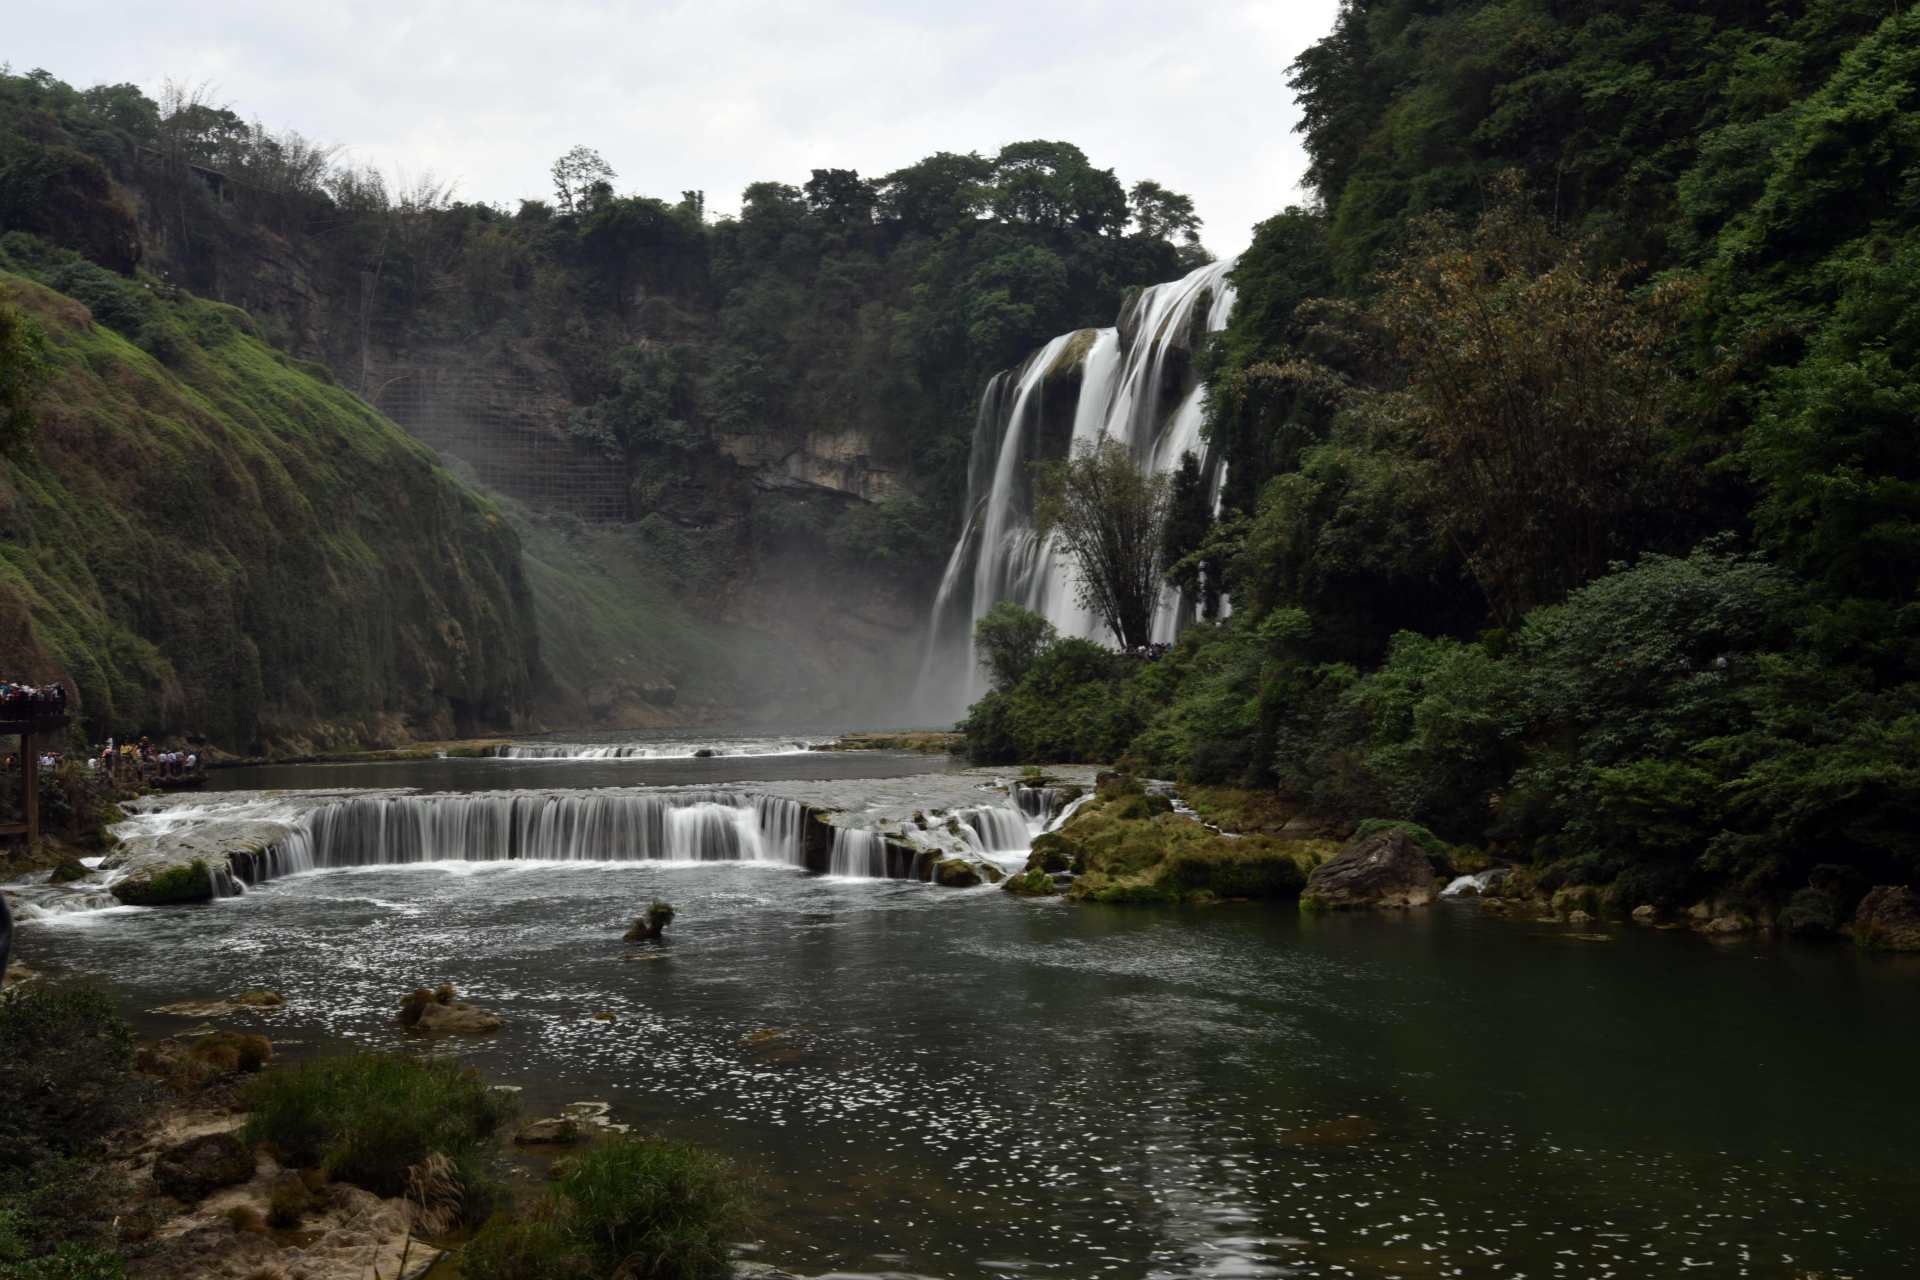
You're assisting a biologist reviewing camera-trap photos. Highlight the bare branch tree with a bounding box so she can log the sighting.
[1032,436,1173,649]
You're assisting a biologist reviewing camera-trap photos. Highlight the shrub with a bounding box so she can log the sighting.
[550,1139,750,1280]
[462,1139,749,1280]
[244,1055,515,1221]
[0,987,141,1170]
[0,1241,124,1279]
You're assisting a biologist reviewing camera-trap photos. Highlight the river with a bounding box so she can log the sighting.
[9,737,1918,1278]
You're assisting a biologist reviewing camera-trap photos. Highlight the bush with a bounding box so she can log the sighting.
[462,1212,595,1280]
[244,1055,515,1221]
[462,1138,750,1280]
[0,1240,124,1279]
[0,987,140,1170]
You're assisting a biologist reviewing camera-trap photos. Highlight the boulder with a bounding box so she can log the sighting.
[514,1117,582,1146]
[152,1131,255,1201]
[1631,904,1657,923]
[49,858,92,885]
[1026,833,1076,874]
[1853,886,1920,951]
[1701,914,1755,935]
[1300,828,1438,910]
[413,999,502,1034]
[1001,868,1058,897]
[933,859,982,889]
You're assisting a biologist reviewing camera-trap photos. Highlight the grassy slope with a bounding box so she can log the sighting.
[0,271,537,751]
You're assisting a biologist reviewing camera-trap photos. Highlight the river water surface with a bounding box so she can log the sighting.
[11,743,1919,1279]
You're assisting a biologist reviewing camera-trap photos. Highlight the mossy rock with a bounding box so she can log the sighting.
[1352,819,1457,878]
[933,859,983,888]
[1027,833,1077,874]
[111,859,215,905]
[48,857,92,884]
[1002,868,1059,897]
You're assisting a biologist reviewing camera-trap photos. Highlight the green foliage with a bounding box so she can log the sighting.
[244,1054,516,1219]
[960,639,1143,764]
[0,1241,123,1280]
[0,297,47,453]
[0,251,536,751]
[0,986,140,1171]
[972,602,1056,692]
[463,1137,750,1280]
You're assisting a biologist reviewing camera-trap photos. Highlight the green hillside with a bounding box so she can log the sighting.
[0,240,536,752]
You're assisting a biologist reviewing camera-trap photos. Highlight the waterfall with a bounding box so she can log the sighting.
[1010,782,1075,828]
[956,805,1032,854]
[828,828,889,878]
[919,258,1239,717]
[231,790,814,886]
[492,739,813,760]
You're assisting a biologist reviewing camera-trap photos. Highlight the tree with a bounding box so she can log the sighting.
[989,141,1127,236]
[1128,179,1202,244]
[1161,451,1218,615]
[1033,436,1173,649]
[802,168,876,226]
[551,145,615,214]
[973,602,1058,691]
[876,151,992,233]
[1365,178,1685,624]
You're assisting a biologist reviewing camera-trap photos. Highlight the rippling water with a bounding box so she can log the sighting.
[17,844,1919,1278]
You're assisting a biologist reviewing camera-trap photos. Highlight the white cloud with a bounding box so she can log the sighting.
[13,0,1337,254]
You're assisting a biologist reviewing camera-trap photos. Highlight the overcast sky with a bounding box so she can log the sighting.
[13,0,1338,255]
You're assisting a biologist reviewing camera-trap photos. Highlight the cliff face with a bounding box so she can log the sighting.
[0,266,538,752]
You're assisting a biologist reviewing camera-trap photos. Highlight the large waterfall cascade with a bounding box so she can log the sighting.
[262,790,814,878]
[920,259,1238,716]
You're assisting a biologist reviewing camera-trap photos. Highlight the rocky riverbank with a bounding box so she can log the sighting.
[995,773,1920,950]
[0,974,847,1280]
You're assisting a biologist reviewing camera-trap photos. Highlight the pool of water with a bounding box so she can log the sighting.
[212,741,955,794]
[16,847,1919,1278]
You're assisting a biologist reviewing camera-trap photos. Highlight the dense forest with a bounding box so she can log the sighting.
[966,0,1919,922]
[0,65,1204,744]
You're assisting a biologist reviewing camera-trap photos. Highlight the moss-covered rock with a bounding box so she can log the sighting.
[48,856,91,884]
[110,858,214,905]
[933,858,983,888]
[1001,868,1059,896]
[1027,832,1078,874]
[1023,794,1324,905]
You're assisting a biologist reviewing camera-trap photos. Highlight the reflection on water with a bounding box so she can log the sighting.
[17,858,1919,1278]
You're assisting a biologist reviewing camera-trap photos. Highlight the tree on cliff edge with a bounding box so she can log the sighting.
[1032,437,1172,650]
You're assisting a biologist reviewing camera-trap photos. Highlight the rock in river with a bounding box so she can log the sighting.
[1300,827,1438,910]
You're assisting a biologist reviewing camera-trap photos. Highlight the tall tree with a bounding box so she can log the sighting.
[1127,179,1202,244]
[551,144,615,214]
[1033,437,1173,649]
[1364,178,1686,624]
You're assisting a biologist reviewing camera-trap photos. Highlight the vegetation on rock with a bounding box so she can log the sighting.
[243,1053,516,1220]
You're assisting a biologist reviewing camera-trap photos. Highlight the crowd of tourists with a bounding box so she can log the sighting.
[0,679,68,720]
[1,737,202,780]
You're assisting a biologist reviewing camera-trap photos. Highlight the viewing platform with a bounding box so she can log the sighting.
[2,708,71,844]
